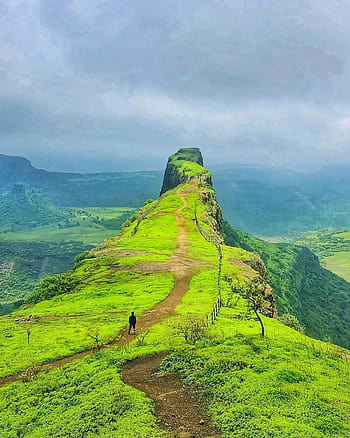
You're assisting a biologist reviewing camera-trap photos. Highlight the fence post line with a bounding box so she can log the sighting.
[194,204,223,324]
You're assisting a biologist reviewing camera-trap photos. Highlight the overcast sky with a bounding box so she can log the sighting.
[1,0,350,172]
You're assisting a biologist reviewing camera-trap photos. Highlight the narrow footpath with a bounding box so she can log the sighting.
[122,352,219,438]
[0,189,220,437]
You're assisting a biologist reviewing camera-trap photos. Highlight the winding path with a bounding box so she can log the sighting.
[0,189,220,436]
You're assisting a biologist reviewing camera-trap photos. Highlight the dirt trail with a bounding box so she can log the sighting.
[0,189,219,436]
[0,190,194,379]
[122,353,219,438]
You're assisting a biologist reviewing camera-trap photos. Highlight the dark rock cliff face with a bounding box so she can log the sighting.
[160,148,204,195]
[160,147,222,234]
[199,185,223,236]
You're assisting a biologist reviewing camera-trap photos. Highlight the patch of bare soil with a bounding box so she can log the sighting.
[229,258,255,278]
[121,352,219,438]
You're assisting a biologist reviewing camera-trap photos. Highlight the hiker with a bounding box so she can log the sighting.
[128,311,137,334]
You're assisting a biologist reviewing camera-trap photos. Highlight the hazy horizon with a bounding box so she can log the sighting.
[1,149,336,175]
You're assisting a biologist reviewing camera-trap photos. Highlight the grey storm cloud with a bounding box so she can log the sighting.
[1,0,350,171]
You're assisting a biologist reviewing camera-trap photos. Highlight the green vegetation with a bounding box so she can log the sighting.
[0,207,135,305]
[278,313,305,333]
[168,147,204,166]
[161,314,350,438]
[0,185,68,232]
[27,272,82,303]
[0,241,90,302]
[0,207,135,245]
[222,222,350,349]
[0,233,348,437]
[296,230,350,281]
[0,151,349,437]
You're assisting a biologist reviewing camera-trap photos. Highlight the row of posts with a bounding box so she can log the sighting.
[194,205,223,324]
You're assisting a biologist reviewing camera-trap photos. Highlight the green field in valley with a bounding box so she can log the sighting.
[0,207,136,306]
[0,207,135,245]
[295,230,350,282]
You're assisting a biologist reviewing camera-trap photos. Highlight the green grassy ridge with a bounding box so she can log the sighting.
[0,173,244,375]
[0,188,187,377]
[0,231,349,437]
[222,222,350,349]
[0,157,349,436]
[0,271,175,378]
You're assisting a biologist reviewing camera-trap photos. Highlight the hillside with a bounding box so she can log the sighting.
[212,164,350,236]
[0,207,135,305]
[0,149,349,437]
[223,223,350,349]
[0,184,68,232]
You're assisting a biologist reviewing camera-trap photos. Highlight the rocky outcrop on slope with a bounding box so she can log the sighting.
[160,148,205,195]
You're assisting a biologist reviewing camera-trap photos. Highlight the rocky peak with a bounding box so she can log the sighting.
[160,148,206,195]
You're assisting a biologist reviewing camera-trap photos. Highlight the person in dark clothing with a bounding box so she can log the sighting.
[128,311,137,334]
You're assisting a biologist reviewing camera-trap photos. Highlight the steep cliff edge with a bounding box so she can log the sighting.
[223,221,350,348]
[161,148,222,235]
[159,148,276,318]
[160,147,207,194]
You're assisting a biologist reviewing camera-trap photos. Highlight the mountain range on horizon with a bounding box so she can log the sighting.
[3,151,350,236]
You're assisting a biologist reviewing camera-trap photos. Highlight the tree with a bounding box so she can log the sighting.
[173,315,208,344]
[26,272,80,304]
[87,328,101,351]
[225,276,267,337]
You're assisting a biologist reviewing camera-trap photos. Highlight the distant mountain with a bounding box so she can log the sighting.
[0,154,49,186]
[3,153,350,236]
[212,163,350,236]
[0,153,163,207]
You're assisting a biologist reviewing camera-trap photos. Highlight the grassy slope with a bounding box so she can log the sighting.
[0,207,135,303]
[0,156,349,437]
[0,188,68,232]
[222,222,350,349]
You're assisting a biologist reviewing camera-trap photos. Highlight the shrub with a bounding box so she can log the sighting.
[26,272,80,304]
[173,314,208,344]
[278,314,305,333]
[75,250,96,265]
[276,369,307,383]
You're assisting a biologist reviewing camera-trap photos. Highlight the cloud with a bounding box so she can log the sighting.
[1,0,350,170]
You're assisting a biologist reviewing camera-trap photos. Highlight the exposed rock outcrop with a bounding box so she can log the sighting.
[160,148,204,195]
